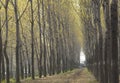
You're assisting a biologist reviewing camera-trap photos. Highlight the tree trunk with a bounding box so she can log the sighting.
[42,0,47,77]
[1,56,5,80]
[111,0,119,83]
[37,0,43,78]
[14,0,20,82]
[30,0,35,80]
[4,1,10,82]
[0,15,2,83]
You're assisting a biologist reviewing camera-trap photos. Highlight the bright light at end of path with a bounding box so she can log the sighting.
[80,51,86,63]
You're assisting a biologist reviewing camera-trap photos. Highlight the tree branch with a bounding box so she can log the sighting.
[18,0,29,21]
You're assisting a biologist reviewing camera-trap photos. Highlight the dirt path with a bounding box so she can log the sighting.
[21,68,98,83]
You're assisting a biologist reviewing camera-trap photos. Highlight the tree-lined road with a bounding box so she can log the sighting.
[0,0,119,83]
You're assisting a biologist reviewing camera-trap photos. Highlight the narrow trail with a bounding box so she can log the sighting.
[21,68,98,83]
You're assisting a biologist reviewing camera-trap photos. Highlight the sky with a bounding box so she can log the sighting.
[80,51,86,63]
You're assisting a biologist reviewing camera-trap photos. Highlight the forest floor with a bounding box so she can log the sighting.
[21,68,98,83]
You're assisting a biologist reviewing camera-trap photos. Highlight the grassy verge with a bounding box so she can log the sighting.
[2,78,15,83]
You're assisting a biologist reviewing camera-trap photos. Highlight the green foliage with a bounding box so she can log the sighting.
[2,78,15,83]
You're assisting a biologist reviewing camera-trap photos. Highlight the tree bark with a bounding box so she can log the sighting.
[0,15,2,83]
[30,0,35,80]
[111,0,119,83]
[4,1,10,82]
[42,0,47,77]
[14,0,20,82]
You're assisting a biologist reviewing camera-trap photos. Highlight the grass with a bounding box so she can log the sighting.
[2,78,15,83]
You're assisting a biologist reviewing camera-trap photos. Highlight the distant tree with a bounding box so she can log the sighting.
[0,15,2,83]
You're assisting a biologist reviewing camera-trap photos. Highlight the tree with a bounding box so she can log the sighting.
[30,0,35,80]
[0,14,2,83]
[4,0,10,82]
[111,0,119,83]
[12,0,20,82]
[41,0,47,77]
[37,0,42,78]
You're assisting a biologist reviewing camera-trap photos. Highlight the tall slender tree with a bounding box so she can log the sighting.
[30,0,35,80]
[3,0,10,82]
[13,0,20,82]
[111,0,119,83]
[41,0,47,77]
[0,15,2,83]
